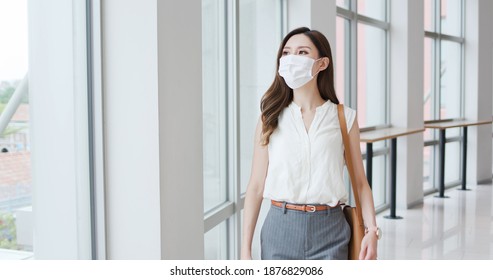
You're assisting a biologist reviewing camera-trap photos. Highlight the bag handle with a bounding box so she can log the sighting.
[337,104,364,225]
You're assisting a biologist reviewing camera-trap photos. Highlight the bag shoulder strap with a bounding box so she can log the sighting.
[337,104,364,224]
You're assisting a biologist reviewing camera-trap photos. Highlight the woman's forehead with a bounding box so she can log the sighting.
[284,34,314,49]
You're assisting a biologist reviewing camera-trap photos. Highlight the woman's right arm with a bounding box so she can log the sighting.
[240,117,269,260]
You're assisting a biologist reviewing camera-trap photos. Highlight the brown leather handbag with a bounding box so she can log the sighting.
[337,104,365,260]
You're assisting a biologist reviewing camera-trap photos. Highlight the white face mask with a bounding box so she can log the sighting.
[278,55,321,89]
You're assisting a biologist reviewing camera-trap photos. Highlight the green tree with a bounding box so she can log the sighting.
[0,86,16,104]
[0,212,18,250]
[0,79,29,110]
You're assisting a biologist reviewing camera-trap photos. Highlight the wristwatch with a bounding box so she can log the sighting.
[365,226,382,240]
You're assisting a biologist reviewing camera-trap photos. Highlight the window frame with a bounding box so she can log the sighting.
[203,0,286,260]
[423,0,465,195]
[336,0,390,211]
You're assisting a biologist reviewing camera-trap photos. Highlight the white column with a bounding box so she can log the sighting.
[390,0,425,208]
[28,0,91,259]
[102,0,204,259]
[101,0,161,259]
[157,0,204,259]
[464,0,493,184]
[287,0,336,45]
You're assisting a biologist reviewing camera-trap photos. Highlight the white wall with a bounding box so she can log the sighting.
[28,0,91,259]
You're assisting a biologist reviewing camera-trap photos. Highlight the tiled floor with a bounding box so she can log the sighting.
[376,182,493,260]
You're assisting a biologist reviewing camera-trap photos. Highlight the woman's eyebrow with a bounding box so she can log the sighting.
[283,46,312,50]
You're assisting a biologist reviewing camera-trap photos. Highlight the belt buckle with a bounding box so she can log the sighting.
[306,205,316,212]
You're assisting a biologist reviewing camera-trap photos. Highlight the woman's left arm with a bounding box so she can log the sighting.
[347,117,379,260]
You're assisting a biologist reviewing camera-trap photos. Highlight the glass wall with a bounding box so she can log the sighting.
[423,0,464,193]
[0,0,32,258]
[239,0,282,197]
[202,0,282,259]
[336,0,389,209]
[202,0,228,214]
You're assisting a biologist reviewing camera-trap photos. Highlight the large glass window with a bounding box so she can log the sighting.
[335,16,349,104]
[440,0,462,37]
[337,2,388,126]
[356,23,386,128]
[357,0,386,22]
[336,1,389,210]
[202,0,229,259]
[202,0,282,259]
[1,0,94,259]
[439,40,461,119]
[0,0,32,258]
[204,219,228,260]
[423,0,464,193]
[202,0,227,213]
[239,0,282,196]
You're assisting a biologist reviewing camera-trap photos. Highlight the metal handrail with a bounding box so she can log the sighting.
[0,74,28,135]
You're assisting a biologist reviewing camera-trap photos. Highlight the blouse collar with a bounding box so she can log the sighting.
[289,100,331,114]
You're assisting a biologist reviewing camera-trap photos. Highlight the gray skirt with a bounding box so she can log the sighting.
[260,203,351,260]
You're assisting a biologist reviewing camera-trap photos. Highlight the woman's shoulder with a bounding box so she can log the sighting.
[343,104,356,114]
[327,102,357,129]
[327,101,356,114]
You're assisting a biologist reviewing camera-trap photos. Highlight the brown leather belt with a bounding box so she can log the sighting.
[271,200,339,212]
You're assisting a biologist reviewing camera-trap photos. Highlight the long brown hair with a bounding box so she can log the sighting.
[260,27,339,145]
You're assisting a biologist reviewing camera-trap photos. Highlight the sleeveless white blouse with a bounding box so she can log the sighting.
[263,100,356,206]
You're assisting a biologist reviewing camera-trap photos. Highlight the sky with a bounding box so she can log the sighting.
[0,0,28,82]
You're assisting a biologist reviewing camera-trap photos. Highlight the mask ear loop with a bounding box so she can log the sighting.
[312,57,325,77]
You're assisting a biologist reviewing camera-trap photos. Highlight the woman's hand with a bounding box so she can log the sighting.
[359,232,378,260]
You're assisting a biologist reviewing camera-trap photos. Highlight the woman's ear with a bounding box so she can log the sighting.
[319,57,330,71]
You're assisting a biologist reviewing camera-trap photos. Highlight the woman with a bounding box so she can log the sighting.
[240,27,379,260]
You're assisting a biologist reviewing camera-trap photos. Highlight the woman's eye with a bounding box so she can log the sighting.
[282,51,289,56]
[299,50,308,55]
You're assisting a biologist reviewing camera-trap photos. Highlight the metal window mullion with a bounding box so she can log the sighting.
[356,14,389,30]
[85,0,97,260]
[336,7,355,20]
[204,202,235,233]
[440,34,464,43]
[230,0,241,261]
[385,0,389,22]
[431,33,439,189]
[425,31,439,39]
[435,0,442,121]
[459,0,465,185]
[425,136,462,146]
[221,0,239,260]
[86,0,106,260]
[426,32,463,43]
[280,0,288,38]
[425,140,439,146]
[349,0,357,109]
[460,42,465,118]
[362,146,390,160]
[436,0,441,34]
[385,0,390,126]
[433,30,440,190]
[238,195,246,210]
[435,41,441,121]
[343,17,351,105]
[461,0,465,38]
